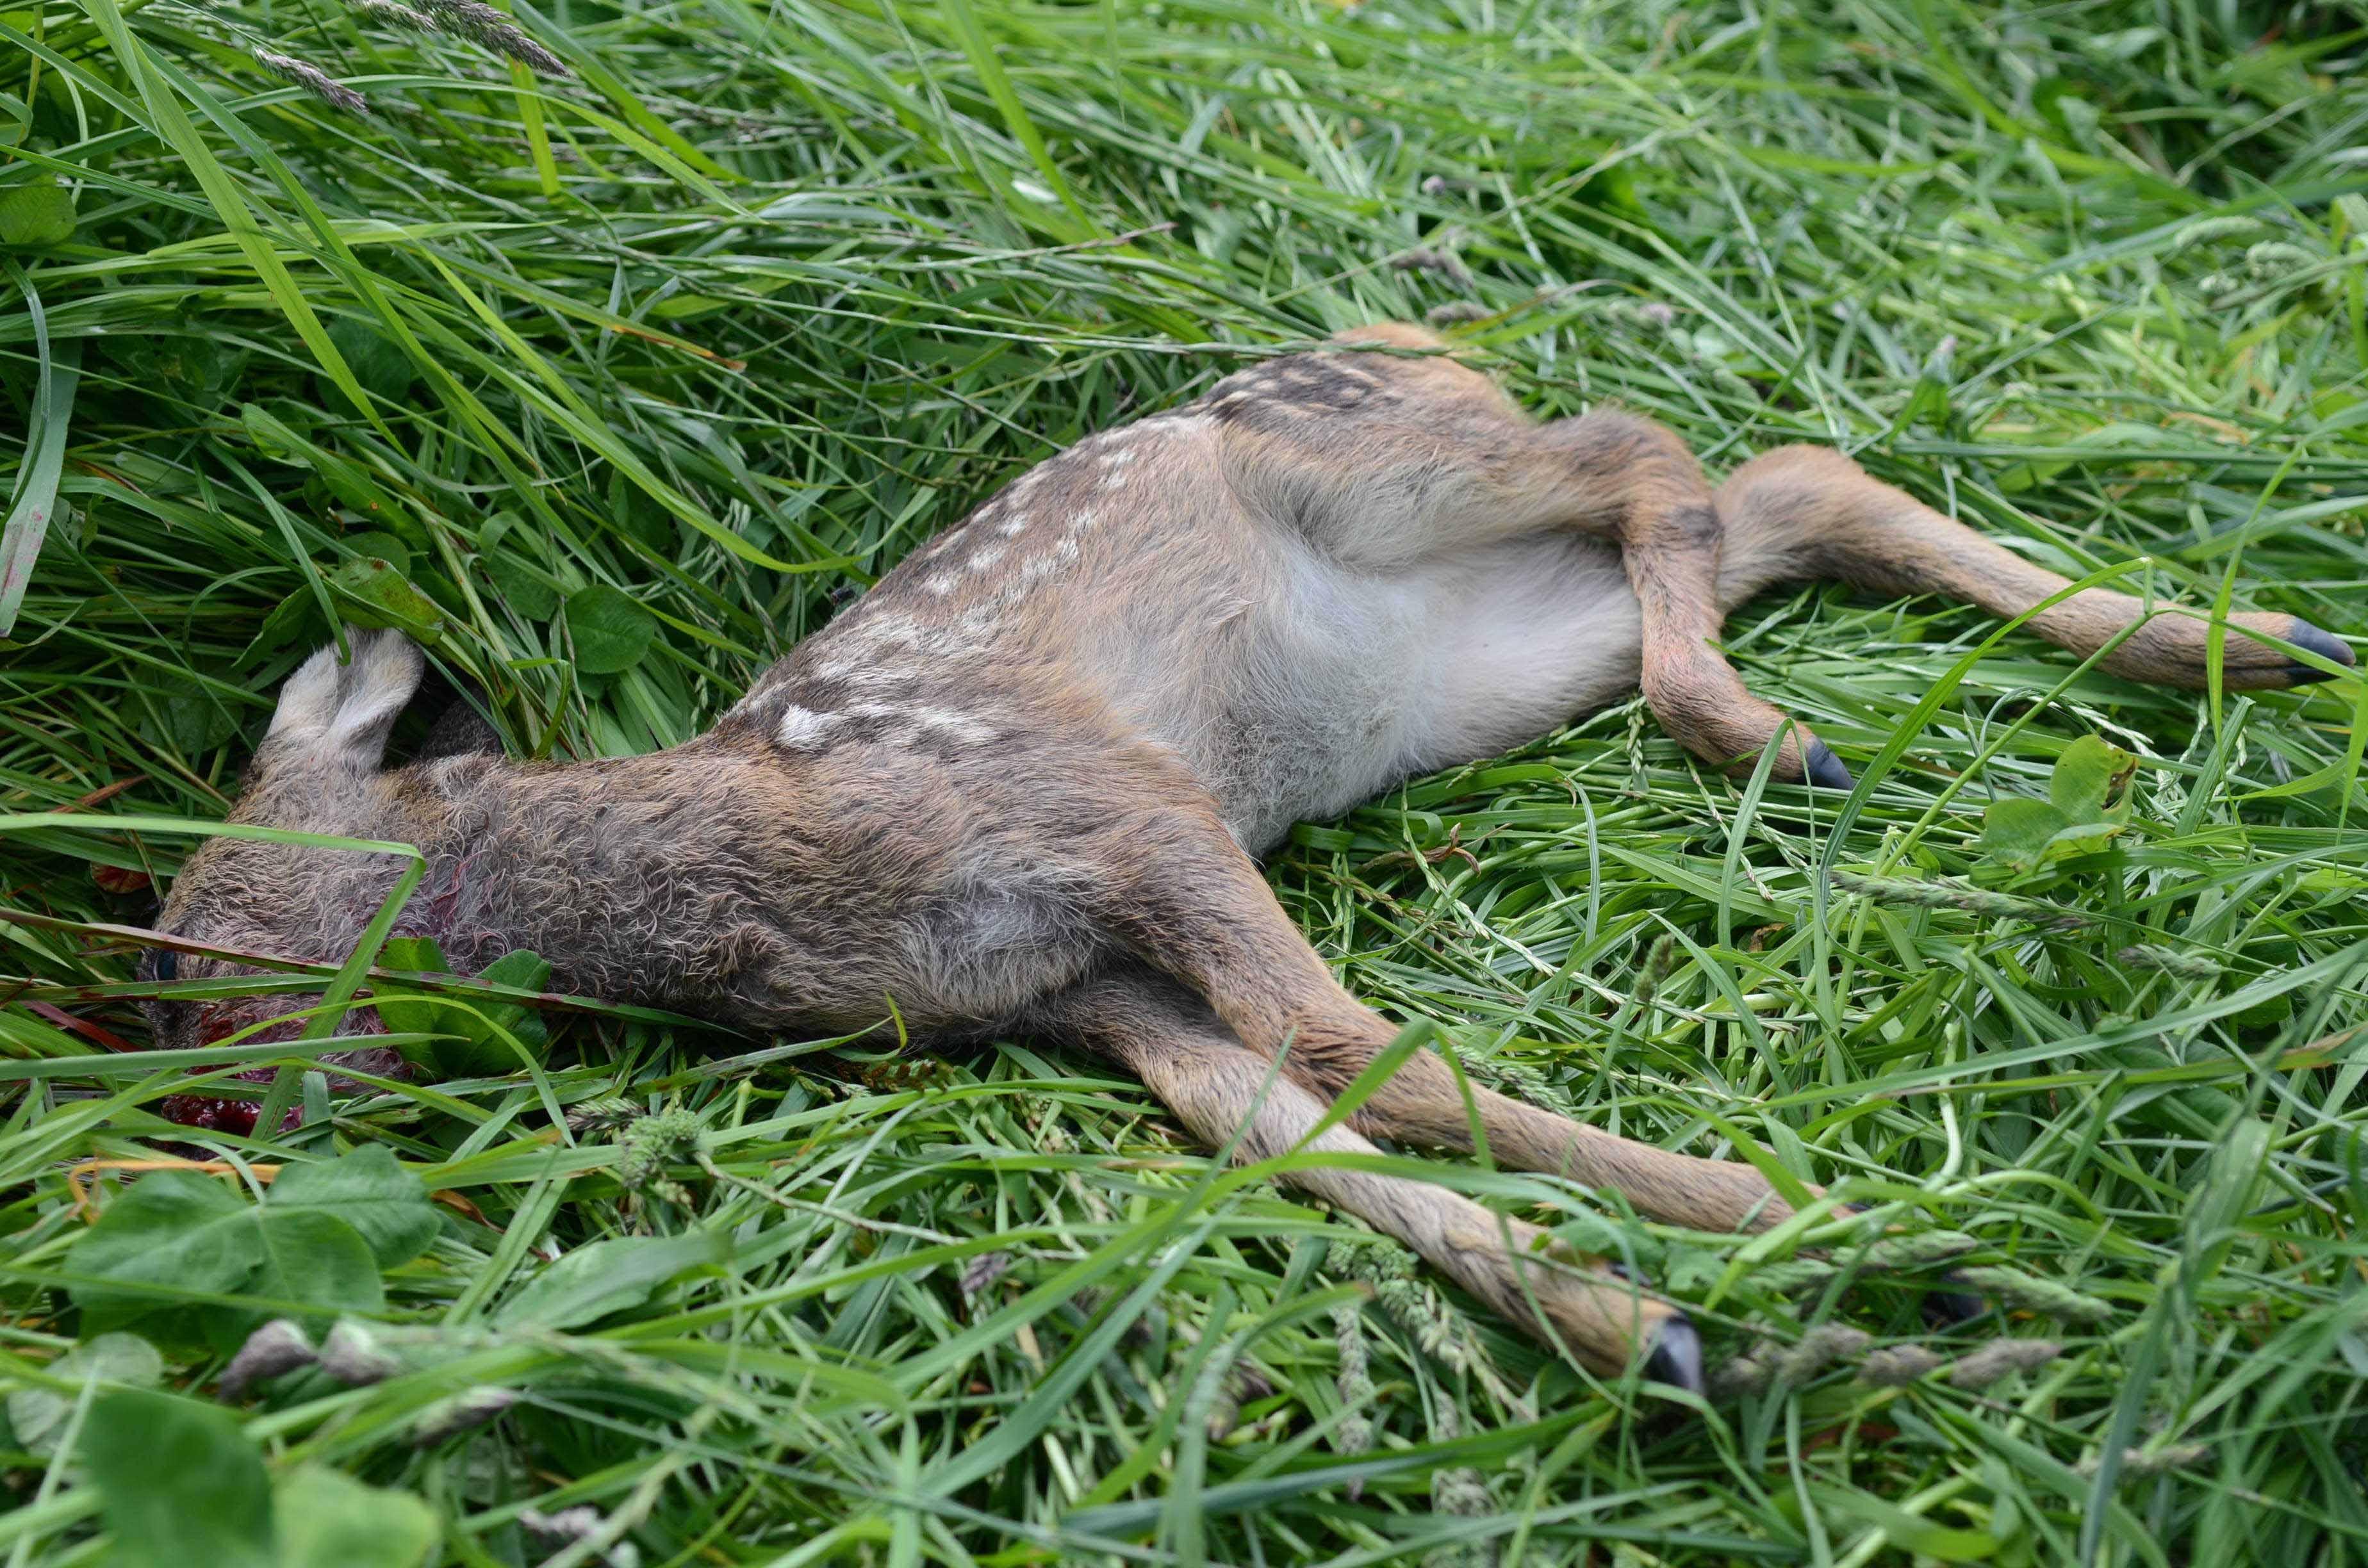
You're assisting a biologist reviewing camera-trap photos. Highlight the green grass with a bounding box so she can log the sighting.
[5,0,2368,1562]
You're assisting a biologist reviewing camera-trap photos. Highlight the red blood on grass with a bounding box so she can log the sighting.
[156,1006,410,1135]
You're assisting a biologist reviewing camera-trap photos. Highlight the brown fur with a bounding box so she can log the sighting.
[151,323,2352,1385]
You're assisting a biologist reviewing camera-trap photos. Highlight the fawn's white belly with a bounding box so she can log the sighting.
[1114,527,1646,854]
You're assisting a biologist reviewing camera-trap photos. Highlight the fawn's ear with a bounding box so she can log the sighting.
[265,629,425,772]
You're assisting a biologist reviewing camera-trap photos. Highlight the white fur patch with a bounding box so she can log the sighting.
[810,655,914,690]
[776,705,840,752]
[854,612,928,649]
[997,513,1030,537]
[847,702,998,749]
[1017,539,1082,587]
[904,706,998,746]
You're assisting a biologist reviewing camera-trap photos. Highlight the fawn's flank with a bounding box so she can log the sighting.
[144,322,2353,1390]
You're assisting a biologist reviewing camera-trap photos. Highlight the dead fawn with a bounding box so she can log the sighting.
[142,322,2352,1390]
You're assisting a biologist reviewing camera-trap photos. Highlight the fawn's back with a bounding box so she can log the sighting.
[719,329,1642,857]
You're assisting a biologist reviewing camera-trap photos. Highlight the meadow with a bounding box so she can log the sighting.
[3,0,2367,1563]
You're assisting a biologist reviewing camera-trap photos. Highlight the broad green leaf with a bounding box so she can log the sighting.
[341,532,415,578]
[378,949,552,1077]
[485,552,557,619]
[268,1146,440,1268]
[238,590,331,668]
[478,949,553,994]
[324,319,415,404]
[66,1172,259,1341]
[374,936,457,1061]
[379,935,450,974]
[6,1333,163,1460]
[67,1171,385,1350]
[202,1209,383,1353]
[327,557,444,641]
[2050,735,2137,822]
[563,584,658,674]
[275,1466,438,1568]
[2230,989,2293,1030]
[0,177,74,247]
[435,948,554,1076]
[1979,796,2070,872]
[497,1229,730,1330]
[139,676,241,756]
[2046,819,2125,855]
[81,1389,274,1568]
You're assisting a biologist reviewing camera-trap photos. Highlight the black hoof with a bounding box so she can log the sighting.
[2284,620,2356,685]
[1643,1316,1704,1394]
[1802,740,1855,792]
[1921,1277,1988,1328]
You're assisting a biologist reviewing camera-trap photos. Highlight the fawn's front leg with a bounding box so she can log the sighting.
[1089,806,1819,1237]
[1032,969,1703,1386]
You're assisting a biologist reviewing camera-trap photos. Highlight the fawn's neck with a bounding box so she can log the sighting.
[399,744,805,1020]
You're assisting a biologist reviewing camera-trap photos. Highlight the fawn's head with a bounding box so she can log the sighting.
[144,630,441,1065]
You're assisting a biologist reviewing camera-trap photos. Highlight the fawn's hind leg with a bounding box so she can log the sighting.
[1310,325,2352,785]
[1283,325,1852,784]
[1087,806,1818,1241]
[1031,967,1704,1385]
[1710,445,2355,687]
[1454,407,1859,786]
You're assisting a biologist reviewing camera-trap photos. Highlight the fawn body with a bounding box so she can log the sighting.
[149,323,2353,1389]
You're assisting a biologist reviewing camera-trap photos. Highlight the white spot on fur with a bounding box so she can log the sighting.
[850,612,923,648]
[1018,539,1082,587]
[907,706,998,746]
[969,546,1005,572]
[846,701,998,749]
[776,705,840,752]
[998,513,1030,537]
[812,655,914,690]
[828,608,993,670]
[922,575,957,598]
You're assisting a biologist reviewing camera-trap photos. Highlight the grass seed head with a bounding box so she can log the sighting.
[252,49,370,115]
[218,1318,318,1399]
[411,0,569,76]
[1948,1338,2063,1390]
